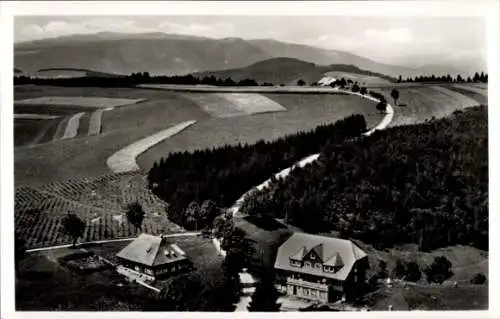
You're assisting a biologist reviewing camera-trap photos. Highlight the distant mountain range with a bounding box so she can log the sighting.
[193,57,395,85]
[14,31,472,78]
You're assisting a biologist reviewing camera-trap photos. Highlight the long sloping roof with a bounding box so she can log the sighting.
[274,232,367,281]
[116,233,187,267]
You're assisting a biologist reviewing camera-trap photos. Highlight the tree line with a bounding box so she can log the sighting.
[240,105,488,251]
[148,114,368,230]
[14,73,265,87]
[398,72,488,83]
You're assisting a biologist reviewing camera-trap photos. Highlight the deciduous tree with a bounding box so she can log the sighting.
[61,213,86,247]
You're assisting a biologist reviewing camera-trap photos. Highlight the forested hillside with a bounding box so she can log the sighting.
[148,115,367,229]
[241,106,488,251]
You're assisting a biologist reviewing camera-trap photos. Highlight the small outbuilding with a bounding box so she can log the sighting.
[116,233,191,280]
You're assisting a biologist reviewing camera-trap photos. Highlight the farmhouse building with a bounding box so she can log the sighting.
[274,232,368,302]
[116,233,191,280]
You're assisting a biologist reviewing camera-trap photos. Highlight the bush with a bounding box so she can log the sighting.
[424,256,453,284]
[470,273,487,284]
[405,261,422,282]
[392,259,406,279]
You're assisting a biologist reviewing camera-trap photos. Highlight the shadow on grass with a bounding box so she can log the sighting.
[243,215,287,231]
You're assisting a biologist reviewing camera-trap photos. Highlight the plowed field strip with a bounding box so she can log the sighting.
[107,120,197,173]
[62,112,85,140]
[88,109,104,135]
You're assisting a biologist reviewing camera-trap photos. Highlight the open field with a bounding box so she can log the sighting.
[452,84,488,96]
[15,172,184,249]
[15,118,62,147]
[447,85,488,105]
[15,96,146,109]
[373,86,483,127]
[16,84,481,185]
[362,284,487,311]
[14,87,210,185]
[137,93,382,171]
[15,86,380,186]
[183,93,287,118]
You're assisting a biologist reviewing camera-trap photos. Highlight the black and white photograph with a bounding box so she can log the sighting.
[1,0,498,316]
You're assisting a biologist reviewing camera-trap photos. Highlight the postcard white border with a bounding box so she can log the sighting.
[1,1,499,319]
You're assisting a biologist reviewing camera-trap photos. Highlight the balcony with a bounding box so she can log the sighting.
[286,277,329,291]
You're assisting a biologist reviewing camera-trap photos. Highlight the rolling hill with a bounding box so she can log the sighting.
[192,57,396,85]
[16,31,432,77]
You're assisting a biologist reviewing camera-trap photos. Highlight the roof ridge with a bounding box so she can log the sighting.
[150,235,167,265]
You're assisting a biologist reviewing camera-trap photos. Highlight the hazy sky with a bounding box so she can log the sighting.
[14,16,487,67]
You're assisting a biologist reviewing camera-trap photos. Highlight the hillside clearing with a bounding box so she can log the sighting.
[373,86,481,127]
[107,120,197,173]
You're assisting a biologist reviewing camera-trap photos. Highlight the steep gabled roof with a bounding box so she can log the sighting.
[324,252,344,268]
[290,246,308,261]
[311,243,324,261]
[116,233,187,267]
[274,232,367,280]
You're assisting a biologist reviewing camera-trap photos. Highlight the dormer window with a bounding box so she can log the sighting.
[289,258,301,267]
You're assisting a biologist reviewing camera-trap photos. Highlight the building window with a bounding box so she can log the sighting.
[310,254,316,260]
[315,263,321,269]
[304,261,311,268]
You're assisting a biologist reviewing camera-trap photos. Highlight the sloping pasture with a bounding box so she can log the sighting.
[15,118,63,147]
[374,86,482,127]
[137,93,382,171]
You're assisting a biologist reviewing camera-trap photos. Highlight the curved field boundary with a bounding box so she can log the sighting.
[430,86,480,107]
[88,109,104,135]
[107,120,197,173]
[61,112,85,140]
[451,84,487,97]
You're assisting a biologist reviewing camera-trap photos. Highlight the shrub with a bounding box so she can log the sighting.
[424,256,453,284]
[405,261,422,282]
[470,273,487,284]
